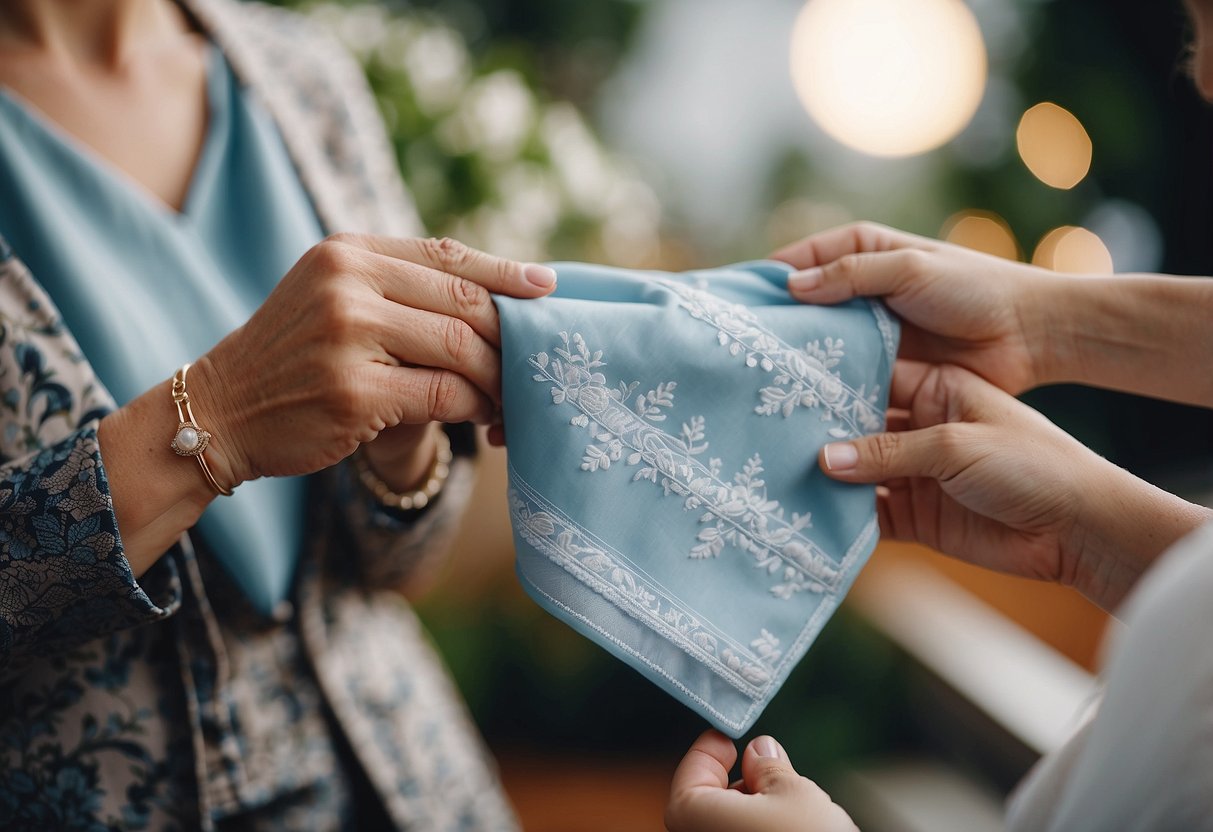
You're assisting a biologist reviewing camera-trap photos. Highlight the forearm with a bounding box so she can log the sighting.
[1038,273,1213,406]
[96,376,220,577]
[1066,459,1212,612]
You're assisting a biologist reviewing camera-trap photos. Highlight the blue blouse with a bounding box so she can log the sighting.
[0,44,324,615]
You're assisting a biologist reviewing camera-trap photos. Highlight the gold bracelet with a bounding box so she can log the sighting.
[170,363,233,497]
[353,430,452,511]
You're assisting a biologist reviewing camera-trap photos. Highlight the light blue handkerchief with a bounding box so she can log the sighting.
[496,261,898,736]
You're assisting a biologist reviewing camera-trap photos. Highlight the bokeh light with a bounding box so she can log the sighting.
[1016,102,1093,189]
[941,210,1020,260]
[789,0,988,157]
[1032,226,1113,273]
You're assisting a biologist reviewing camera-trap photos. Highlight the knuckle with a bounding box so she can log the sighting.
[490,253,517,285]
[869,431,902,471]
[324,231,366,248]
[424,236,474,274]
[309,239,357,275]
[832,253,864,285]
[851,220,888,245]
[935,363,970,392]
[327,369,364,425]
[314,285,357,335]
[933,421,969,456]
[442,317,476,364]
[425,370,462,421]
[755,764,796,792]
[448,276,493,320]
[898,248,932,280]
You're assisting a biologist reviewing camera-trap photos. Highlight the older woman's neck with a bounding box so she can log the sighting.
[0,0,188,68]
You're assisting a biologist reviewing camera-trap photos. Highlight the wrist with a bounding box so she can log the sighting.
[1065,460,1212,612]
[97,380,217,576]
[184,354,245,489]
[1019,269,1085,388]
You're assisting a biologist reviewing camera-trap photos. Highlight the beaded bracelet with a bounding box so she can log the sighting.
[353,429,452,511]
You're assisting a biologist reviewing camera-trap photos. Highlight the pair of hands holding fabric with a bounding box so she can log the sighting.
[665,222,1213,832]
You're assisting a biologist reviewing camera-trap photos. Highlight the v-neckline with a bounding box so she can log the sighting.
[0,43,225,224]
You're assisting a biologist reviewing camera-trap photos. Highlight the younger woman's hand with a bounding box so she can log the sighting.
[665,730,858,832]
[192,234,556,487]
[819,361,1211,612]
[773,222,1061,395]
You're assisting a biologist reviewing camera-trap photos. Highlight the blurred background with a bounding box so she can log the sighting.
[273,0,1213,828]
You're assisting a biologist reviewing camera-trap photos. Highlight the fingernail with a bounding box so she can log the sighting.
[752,736,785,760]
[788,268,823,293]
[823,442,859,471]
[524,263,557,288]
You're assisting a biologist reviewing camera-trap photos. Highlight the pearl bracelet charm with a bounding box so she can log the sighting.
[170,363,233,497]
[171,422,211,457]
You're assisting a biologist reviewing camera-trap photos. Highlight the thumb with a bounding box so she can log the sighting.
[787,248,923,305]
[820,424,967,484]
[740,736,802,796]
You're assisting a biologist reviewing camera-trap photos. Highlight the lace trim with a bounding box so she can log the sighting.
[509,470,780,692]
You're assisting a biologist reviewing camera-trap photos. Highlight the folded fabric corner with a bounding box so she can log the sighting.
[496,260,898,736]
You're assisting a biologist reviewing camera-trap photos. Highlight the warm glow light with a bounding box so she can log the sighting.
[942,210,1020,260]
[789,0,988,158]
[1032,226,1113,273]
[1016,103,1092,190]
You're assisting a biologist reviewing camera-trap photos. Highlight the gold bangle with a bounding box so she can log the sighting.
[170,363,233,497]
[354,430,452,511]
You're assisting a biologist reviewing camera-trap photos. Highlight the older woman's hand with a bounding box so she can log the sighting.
[818,361,1211,612]
[665,730,857,832]
[190,234,555,487]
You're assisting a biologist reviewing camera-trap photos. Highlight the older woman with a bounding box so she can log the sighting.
[0,0,555,828]
[663,0,1213,823]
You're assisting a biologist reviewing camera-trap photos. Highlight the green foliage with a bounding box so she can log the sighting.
[269,1,661,265]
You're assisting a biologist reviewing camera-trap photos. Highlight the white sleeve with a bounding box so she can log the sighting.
[1006,521,1213,832]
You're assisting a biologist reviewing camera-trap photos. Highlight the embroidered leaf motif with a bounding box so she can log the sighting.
[581,444,611,472]
[529,331,843,600]
[654,278,885,439]
[634,381,677,422]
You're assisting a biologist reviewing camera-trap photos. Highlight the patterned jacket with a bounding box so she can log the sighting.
[0,1,517,829]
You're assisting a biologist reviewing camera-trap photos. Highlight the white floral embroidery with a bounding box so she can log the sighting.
[509,473,781,690]
[655,279,884,439]
[530,331,841,599]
